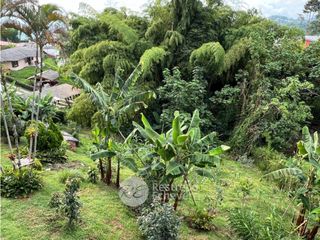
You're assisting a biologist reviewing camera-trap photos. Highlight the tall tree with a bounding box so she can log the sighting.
[1,0,67,158]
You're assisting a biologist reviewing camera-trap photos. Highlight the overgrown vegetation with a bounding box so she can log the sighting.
[1,0,320,239]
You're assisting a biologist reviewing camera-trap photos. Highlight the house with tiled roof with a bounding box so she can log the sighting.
[0,46,40,70]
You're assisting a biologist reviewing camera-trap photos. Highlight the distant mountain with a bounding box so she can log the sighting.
[269,15,308,31]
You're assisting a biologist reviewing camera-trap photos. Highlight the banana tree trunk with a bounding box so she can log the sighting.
[116,158,120,188]
[106,157,112,185]
[307,225,319,240]
[99,158,105,182]
[33,44,44,157]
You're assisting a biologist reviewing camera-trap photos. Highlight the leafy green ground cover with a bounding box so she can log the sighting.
[0,131,298,240]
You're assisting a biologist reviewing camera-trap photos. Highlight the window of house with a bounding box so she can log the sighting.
[11,61,19,67]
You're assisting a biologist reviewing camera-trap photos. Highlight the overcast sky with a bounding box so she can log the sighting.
[38,0,307,19]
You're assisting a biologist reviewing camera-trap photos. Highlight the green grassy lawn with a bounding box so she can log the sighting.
[9,66,36,85]
[0,132,299,240]
[9,58,58,86]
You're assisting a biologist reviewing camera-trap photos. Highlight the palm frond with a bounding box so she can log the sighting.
[100,12,138,44]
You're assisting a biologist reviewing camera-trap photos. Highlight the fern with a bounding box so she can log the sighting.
[100,13,138,44]
[224,38,249,72]
[163,30,184,49]
[139,47,166,75]
[190,42,225,74]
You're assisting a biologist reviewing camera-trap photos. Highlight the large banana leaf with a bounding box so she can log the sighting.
[70,73,108,108]
[263,168,304,181]
[167,160,183,176]
[209,145,230,156]
[194,168,215,179]
[172,111,181,144]
[122,157,138,172]
[90,150,116,160]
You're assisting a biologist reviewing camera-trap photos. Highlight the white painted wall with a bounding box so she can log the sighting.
[2,57,40,71]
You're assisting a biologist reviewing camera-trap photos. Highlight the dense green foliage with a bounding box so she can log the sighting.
[138,201,180,240]
[228,207,296,240]
[2,0,320,239]
[0,168,42,198]
[63,0,320,157]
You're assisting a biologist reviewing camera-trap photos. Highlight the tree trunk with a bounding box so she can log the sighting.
[116,158,120,188]
[1,77,21,168]
[33,44,44,157]
[307,225,319,240]
[99,158,105,182]
[106,157,112,185]
[173,179,185,211]
[0,83,13,153]
[28,40,40,159]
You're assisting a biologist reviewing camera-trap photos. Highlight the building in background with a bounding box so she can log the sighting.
[0,46,40,70]
[305,35,320,47]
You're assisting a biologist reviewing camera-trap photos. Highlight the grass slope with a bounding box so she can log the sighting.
[0,132,298,240]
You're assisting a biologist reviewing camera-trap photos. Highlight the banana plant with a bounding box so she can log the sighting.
[264,126,320,240]
[132,109,230,210]
[90,127,138,187]
[72,66,155,187]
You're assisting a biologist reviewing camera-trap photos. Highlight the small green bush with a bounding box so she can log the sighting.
[25,121,63,151]
[251,147,286,172]
[58,169,85,184]
[25,121,67,164]
[64,178,82,227]
[87,167,98,183]
[49,178,82,227]
[36,144,67,164]
[238,179,254,198]
[0,168,42,198]
[228,207,296,240]
[188,208,216,231]
[138,200,180,240]
[49,192,64,210]
[32,159,43,171]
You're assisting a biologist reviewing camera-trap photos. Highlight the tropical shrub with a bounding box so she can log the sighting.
[228,207,295,240]
[64,178,82,227]
[49,178,82,227]
[67,93,97,128]
[35,141,68,164]
[131,109,230,209]
[0,168,42,198]
[87,167,98,183]
[138,200,180,240]
[187,207,216,231]
[158,67,214,132]
[264,126,320,239]
[25,121,67,163]
[251,147,286,172]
